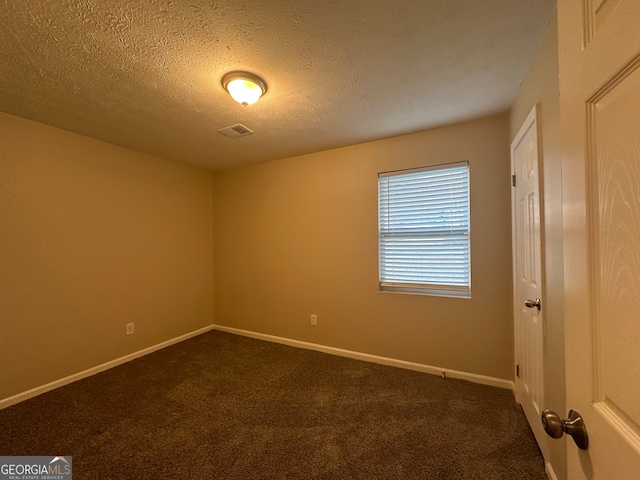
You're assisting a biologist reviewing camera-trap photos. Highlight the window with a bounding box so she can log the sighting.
[377,161,470,297]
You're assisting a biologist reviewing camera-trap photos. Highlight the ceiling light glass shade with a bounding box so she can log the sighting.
[222,72,267,106]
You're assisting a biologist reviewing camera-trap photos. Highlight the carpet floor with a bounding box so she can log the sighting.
[0,330,546,479]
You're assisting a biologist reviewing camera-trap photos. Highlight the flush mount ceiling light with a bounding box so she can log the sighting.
[221,71,267,106]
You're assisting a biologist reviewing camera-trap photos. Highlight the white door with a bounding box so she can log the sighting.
[558,0,640,478]
[511,107,547,458]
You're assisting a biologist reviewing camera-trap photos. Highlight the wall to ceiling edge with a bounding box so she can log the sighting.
[510,11,565,480]
[213,112,514,381]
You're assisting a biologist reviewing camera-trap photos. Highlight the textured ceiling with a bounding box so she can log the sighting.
[0,0,555,171]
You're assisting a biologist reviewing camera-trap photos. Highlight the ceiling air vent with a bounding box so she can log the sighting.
[217,123,254,139]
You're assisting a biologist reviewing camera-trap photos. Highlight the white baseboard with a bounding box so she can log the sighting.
[2,323,514,410]
[545,462,559,480]
[211,324,514,390]
[0,324,215,410]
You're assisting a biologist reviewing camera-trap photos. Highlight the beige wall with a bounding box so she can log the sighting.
[0,113,214,400]
[213,113,514,380]
[510,12,565,480]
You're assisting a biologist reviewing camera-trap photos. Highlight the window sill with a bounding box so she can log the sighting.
[379,284,471,299]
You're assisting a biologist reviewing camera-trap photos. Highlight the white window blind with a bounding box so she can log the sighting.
[378,162,470,297]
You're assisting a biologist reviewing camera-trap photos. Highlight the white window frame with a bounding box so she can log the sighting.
[377,161,471,298]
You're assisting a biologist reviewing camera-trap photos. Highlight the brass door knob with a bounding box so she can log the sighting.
[541,409,588,450]
[524,298,541,310]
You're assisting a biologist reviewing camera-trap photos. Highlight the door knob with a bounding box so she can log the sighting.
[524,298,541,310]
[541,409,589,449]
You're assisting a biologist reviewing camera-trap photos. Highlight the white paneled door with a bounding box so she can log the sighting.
[559,0,640,478]
[511,107,547,459]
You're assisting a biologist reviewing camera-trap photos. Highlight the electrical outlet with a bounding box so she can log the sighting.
[126,323,135,335]
[310,314,317,326]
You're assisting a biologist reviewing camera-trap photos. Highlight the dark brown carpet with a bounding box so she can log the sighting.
[0,330,545,479]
